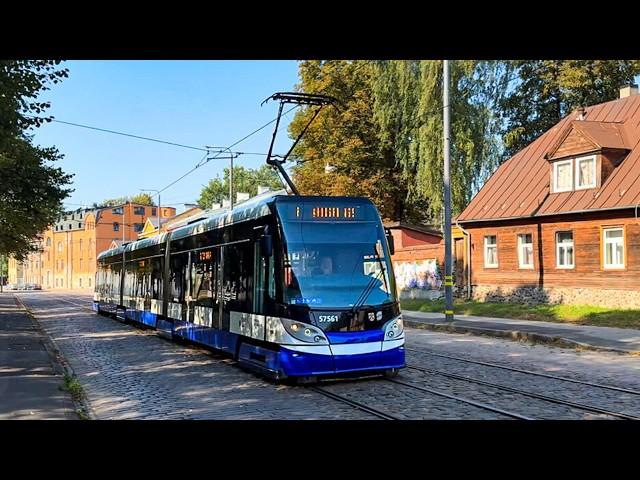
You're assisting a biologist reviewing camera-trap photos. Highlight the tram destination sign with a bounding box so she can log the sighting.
[294,205,357,220]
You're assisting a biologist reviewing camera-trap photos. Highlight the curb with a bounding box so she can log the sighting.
[13,294,97,420]
[404,319,640,356]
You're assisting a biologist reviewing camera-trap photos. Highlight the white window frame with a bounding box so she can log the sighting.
[484,235,498,268]
[517,233,534,269]
[575,155,597,190]
[556,231,575,269]
[603,227,625,270]
[553,159,573,193]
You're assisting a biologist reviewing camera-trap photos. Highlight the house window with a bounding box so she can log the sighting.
[46,238,51,247]
[152,208,157,216]
[517,234,533,269]
[113,222,120,232]
[79,278,82,287]
[556,231,574,269]
[112,207,123,215]
[79,239,83,253]
[57,242,63,252]
[134,206,145,215]
[575,155,596,189]
[603,227,624,269]
[484,235,498,268]
[134,223,144,233]
[553,159,573,192]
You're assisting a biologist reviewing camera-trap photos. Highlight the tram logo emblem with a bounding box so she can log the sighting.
[368,312,375,322]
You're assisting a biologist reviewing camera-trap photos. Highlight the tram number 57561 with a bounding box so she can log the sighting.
[318,315,339,322]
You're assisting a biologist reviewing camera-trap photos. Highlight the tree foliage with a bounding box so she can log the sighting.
[198,165,283,208]
[290,60,509,223]
[99,193,156,207]
[501,60,640,158]
[288,61,407,221]
[0,61,73,260]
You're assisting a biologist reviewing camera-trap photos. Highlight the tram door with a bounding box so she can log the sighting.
[253,236,275,315]
[188,248,221,330]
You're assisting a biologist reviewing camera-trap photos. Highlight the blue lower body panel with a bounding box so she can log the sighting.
[94,302,405,380]
[278,345,405,377]
[173,319,237,355]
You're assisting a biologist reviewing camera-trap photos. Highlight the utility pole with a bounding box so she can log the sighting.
[443,60,454,322]
[229,153,234,209]
[204,146,239,210]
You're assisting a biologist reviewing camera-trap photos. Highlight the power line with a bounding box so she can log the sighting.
[25,115,275,157]
[158,104,300,194]
[26,115,209,152]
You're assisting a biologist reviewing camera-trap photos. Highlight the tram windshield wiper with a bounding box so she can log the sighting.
[350,246,388,313]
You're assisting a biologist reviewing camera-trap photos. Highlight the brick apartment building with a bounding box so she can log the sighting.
[8,202,176,290]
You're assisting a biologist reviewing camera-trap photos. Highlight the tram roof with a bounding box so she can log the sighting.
[97,192,377,259]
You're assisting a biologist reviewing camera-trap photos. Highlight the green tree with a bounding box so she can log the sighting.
[289,60,406,221]
[99,193,155,206]
[198,165,283,208]
[130,193,155,205]
[373,60,511,222]
[501,60,640,158]
[0,61,73,261]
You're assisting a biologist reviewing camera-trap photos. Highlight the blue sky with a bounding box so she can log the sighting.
[31,62,640,214]
[32,60,301,213]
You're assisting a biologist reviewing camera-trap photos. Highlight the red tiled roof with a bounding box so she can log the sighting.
[458,94,640,222]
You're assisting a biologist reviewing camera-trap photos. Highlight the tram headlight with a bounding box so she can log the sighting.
[383,316,404,340]
[280,318,328,344]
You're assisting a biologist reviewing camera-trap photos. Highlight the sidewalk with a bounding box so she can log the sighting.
[403,310,640,355]
[0,293,76,419]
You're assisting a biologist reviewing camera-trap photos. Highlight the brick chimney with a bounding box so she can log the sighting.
[620,84,639,98]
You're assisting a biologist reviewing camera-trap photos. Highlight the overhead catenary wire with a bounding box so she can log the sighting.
[24,114,277,157]
[157,104,300,195]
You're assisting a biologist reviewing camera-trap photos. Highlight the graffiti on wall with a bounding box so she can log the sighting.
[394,259,442,291]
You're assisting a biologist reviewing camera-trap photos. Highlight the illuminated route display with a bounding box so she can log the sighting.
[294,206,357,219]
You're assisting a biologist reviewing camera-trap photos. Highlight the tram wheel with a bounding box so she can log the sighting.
[383,368,399,378]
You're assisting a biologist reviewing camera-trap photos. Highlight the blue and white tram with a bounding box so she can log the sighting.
[94,191,405,381]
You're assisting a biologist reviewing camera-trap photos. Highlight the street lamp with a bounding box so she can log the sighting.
[140,188,161,230]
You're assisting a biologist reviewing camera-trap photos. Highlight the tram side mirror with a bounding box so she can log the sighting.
[260,234,273,257]
[385,229,395,255]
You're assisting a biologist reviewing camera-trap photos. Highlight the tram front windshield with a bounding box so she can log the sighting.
[280,221,396,309]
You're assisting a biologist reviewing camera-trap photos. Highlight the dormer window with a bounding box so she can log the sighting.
[553,160,573,192]
[575,155,596,190]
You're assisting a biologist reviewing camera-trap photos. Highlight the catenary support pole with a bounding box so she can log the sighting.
[443,60,454,322]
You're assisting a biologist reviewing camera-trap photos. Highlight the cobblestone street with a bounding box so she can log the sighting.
[14,291,640,420]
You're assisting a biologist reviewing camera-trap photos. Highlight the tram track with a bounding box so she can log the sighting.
[383,377,533,420]
[405,347,640,396]
[18,294,638,420]
[405,364,637,420]
[308,386,401,420]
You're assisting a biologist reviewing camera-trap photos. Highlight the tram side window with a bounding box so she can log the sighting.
[170,253,189,303]
[134,259,150,299]
[110,262,122,297]
[190,249,217,308]
[124,261,136,298]
[150,257,163,300]
[223,242,252,313]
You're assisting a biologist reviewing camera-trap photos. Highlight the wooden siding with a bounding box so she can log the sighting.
[466,211,640,290]
[552,127,597,159]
